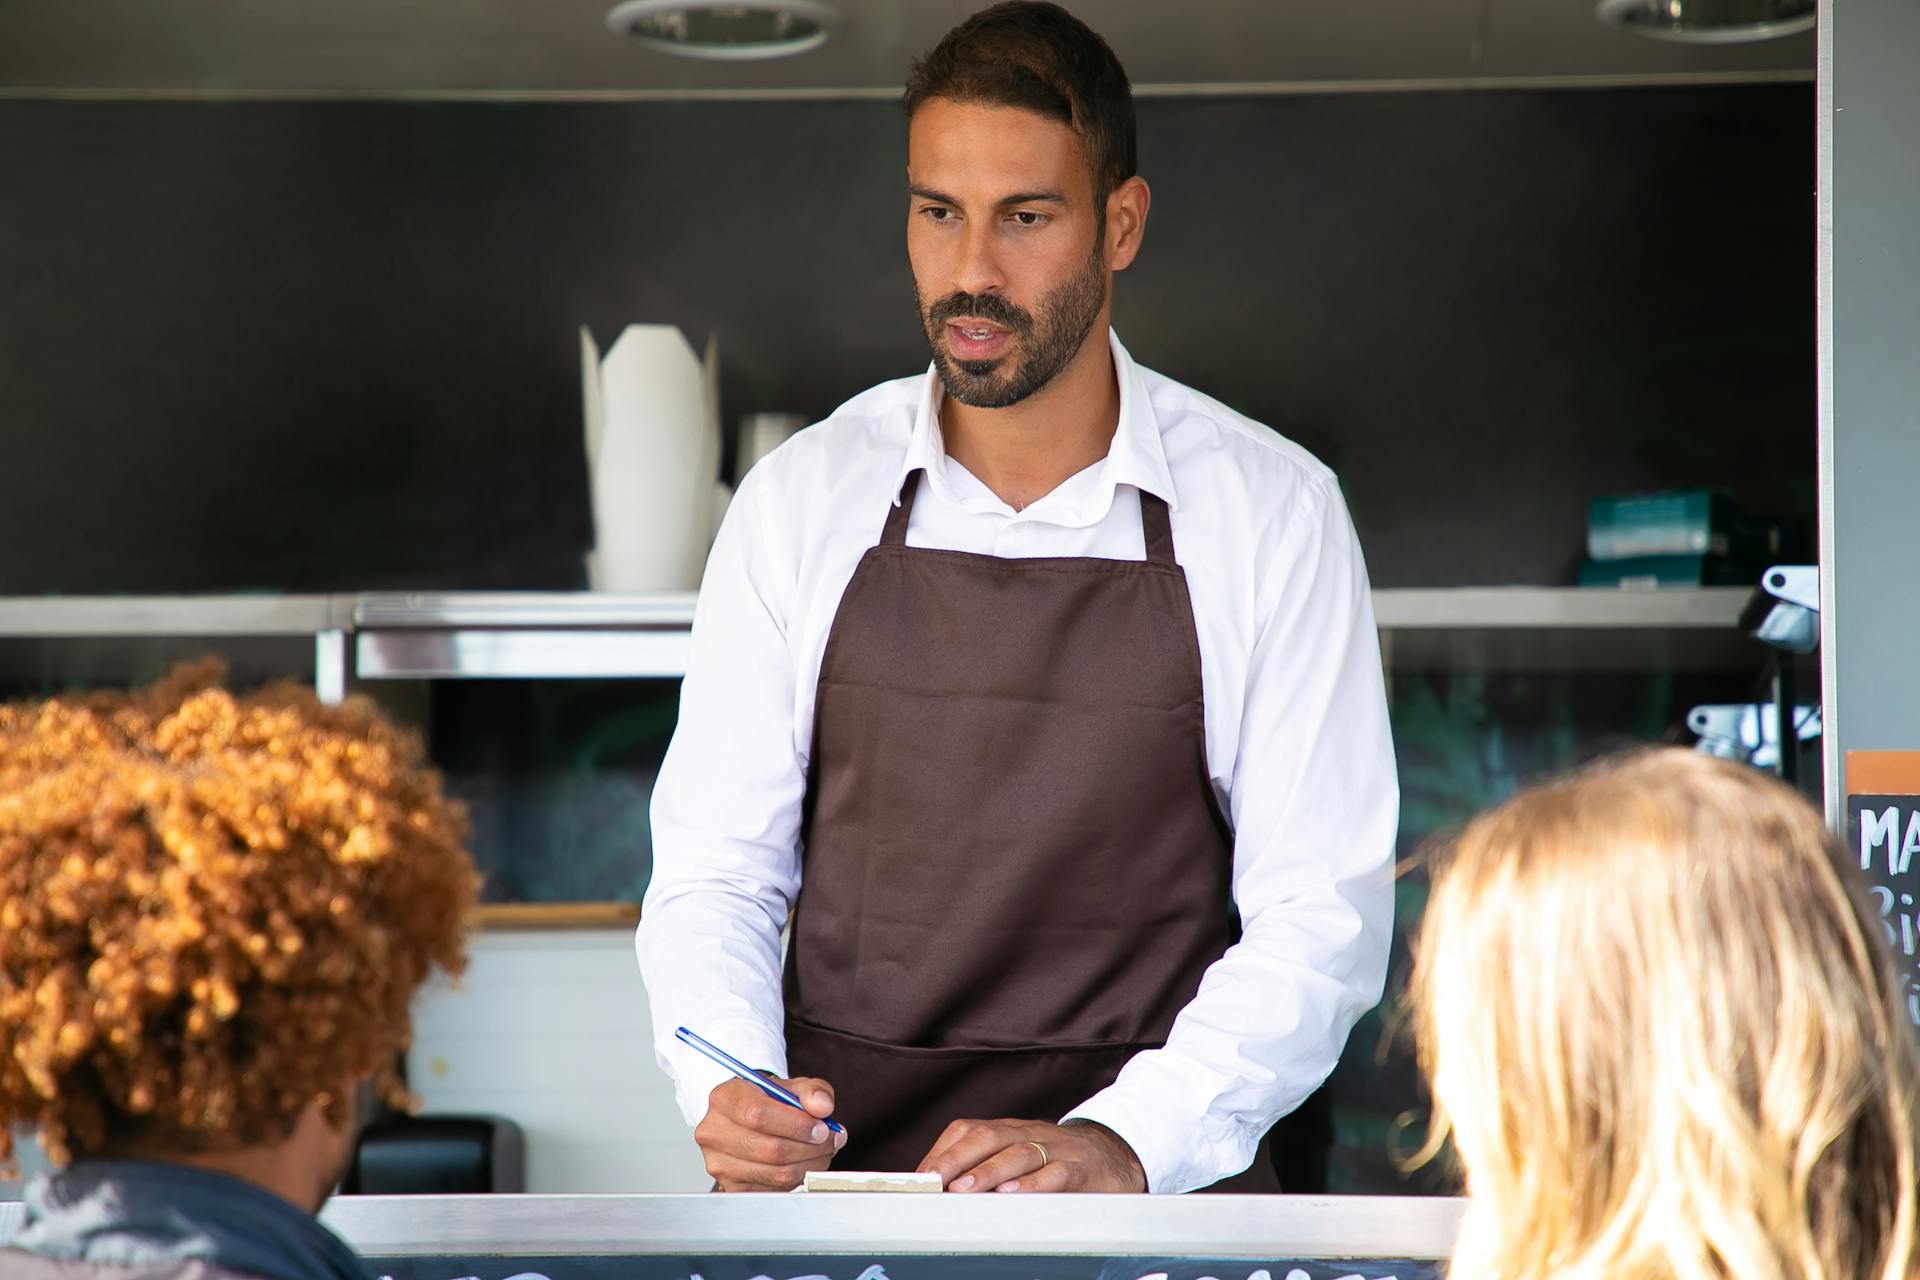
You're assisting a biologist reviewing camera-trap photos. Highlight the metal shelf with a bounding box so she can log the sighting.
[1373,586,1757,671]
[0,594,348,636]
[0,587,1757,683]
[357,628,692,680]
[1372,586,1748,630]
[354,591,697,629]
[0,587,1746,636]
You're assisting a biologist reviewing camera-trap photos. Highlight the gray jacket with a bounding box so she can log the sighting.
[1,1160,368,1280]
[1,1255,252,1280]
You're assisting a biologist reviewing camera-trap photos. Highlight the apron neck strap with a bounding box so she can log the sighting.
[1140,490,1175,566]
[880,469,921,546]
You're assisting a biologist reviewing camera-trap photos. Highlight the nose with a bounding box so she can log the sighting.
[949,220,1006,301]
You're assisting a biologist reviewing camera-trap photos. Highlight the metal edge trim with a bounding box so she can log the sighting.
[0,595,340,637]
[319,1193,1467,1260]
[353,628,694,680]
[1815,0,1838,827]
[1370,586,1750,630]
[354,592,699,629]
[0,70,1812,104]
[0,589,1753,640]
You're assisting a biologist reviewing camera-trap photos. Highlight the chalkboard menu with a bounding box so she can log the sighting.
[367,1257,1437,1280]
[1847,750,1920,1027]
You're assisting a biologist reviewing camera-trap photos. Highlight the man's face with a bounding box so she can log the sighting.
[907,98,1110,410]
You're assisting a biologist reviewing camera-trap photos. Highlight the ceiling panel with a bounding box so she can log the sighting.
[0,0,1812,95]
[1478,0,1812,78]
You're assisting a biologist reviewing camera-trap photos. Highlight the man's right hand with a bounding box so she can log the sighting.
[695,1075,845,1192]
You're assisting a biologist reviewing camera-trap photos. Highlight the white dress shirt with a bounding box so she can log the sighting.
[637,328,1398,1194]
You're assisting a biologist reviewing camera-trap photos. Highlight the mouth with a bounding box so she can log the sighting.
[945,320,1013,361]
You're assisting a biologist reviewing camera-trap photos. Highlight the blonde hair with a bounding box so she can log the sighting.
[0,662,478,1170]
[1412,749,1920,1280]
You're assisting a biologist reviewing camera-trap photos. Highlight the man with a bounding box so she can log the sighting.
[638,1,1396,1195]
[0,665,478,1279]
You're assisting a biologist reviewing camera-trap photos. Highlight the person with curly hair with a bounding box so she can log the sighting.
[0,663,478,1280]
[1413,749,1920,1280]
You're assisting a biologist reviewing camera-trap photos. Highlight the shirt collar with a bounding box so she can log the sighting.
[890,327,1180,521]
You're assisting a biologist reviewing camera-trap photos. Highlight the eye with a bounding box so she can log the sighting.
[919,206,954,224]
[1009,211,1050,228]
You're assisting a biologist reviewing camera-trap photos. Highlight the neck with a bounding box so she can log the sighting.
[940,322,1119,511]
[102,1098,346,1215]
[144,1147,323,1215]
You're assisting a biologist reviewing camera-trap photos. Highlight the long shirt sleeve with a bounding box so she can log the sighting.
[637,465,805,1123]
[1060,473,1398,1193]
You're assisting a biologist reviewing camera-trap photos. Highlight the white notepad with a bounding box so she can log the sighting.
[796,1170,944,1193]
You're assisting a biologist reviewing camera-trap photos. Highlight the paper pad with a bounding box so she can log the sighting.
[798,1171,944,1193]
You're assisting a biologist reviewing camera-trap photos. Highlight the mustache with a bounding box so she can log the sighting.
[926,292,1033,334]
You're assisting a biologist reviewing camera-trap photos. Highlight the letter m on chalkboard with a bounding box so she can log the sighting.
[1853,798,1920,875]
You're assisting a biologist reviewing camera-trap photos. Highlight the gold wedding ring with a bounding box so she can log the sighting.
[1027,1140,1050,1167]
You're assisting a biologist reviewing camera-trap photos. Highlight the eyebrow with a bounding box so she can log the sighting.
[909,185,1071,209]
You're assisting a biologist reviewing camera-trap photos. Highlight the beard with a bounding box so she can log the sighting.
[917,239,1109,410]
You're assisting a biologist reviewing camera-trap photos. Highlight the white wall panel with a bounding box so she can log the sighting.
[405,927,710,1193]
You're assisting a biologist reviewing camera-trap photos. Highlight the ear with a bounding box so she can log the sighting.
[1105,176,1152,273]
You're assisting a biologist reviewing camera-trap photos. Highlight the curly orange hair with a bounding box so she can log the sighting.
[0,662,478,1170]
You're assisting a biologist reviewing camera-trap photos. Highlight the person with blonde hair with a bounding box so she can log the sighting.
[0,664,478,1280]
[1413,748,1920,1280]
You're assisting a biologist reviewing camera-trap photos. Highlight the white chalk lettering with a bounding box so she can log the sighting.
[446,1266,1404,1280]
[1902,811,1920,875]
[1863,806,1900,872]
[1874,886,1903,948]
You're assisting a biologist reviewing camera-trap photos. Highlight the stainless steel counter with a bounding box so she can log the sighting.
[314,1192,1463,1258]
[3,1192,1463,1259]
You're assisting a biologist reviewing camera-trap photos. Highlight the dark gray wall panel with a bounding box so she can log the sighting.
[0,88,1811,592]
[1825,0,1920,775]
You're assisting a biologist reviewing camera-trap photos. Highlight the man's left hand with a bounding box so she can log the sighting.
[915,1118,1146,1193]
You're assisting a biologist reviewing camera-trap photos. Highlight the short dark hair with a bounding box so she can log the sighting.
[903,2,1136,205]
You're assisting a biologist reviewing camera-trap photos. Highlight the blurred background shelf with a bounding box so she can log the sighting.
[0,587,1758,682]
[1370,586,1746,629]
[0,586,1762,681]
[354,592,698,629]
[1374,586,1760,671]
[0,587,1747,633]
[0,594,349,635]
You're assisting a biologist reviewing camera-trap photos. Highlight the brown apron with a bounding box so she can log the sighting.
[784,468,1279,1192]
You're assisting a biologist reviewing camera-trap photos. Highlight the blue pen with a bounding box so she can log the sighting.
[675,1026,846,1135]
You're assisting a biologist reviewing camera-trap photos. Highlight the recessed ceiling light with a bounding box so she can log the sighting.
[605,0,842,61]
[1595,0,1816,43]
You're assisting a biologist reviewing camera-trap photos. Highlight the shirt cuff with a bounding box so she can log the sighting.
[1061,1072,1261,1194]
[667,1019,789,1128]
